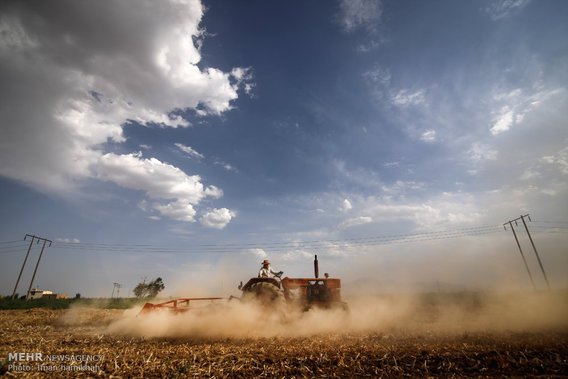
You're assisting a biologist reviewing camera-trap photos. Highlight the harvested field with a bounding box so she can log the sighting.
[1,292,567,377]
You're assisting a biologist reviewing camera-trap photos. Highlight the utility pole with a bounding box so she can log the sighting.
[520,214,551,290]
[25,236,52,300]
[12,234,36,300]
[504,220,536,290]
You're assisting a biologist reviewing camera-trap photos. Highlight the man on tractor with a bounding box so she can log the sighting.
[258,259,282,278]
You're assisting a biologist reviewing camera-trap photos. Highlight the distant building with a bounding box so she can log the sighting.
[27,289,52,299]
[27,289,69,300]
[42,293,69,299]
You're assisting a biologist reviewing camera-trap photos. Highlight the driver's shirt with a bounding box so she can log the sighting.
[258,266,277,277]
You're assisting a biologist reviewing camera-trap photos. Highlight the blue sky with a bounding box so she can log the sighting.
[1,0,567,297]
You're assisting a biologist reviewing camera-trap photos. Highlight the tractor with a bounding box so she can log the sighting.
[140,255,347,314]
[239,255,347,311]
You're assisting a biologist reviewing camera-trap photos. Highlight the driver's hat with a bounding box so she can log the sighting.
[262,259,270,266]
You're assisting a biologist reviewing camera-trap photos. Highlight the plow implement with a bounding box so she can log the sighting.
[139,297,225,314]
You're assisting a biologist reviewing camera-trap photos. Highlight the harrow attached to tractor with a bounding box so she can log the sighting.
[139,297,224,314]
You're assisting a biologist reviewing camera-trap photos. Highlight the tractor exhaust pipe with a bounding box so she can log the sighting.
[314,255,319,278]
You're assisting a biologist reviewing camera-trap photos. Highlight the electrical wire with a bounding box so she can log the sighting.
[1,222,564,256]
[32,225,506,254]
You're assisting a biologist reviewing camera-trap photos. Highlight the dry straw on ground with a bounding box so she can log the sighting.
[1,292,567,377]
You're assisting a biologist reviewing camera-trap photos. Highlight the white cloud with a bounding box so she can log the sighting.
[98,152,221,204]
[200,208,236,229]
[231,67,255,96]
[468,143,498,162]
[520,169,540,180]
[0,0,250,222]
[485,0,531,21]
[153,200,197,222]
[420,130,436,142]
[214,160,238,172]
[541,146,568,175]
[490,108,514,135]
[362,67,428,110]
[338,0,382,33]
[363,66,391,86]
[97,152,227,223]
[383,162,399,168]
[381,181,425,197]
[466,143,498,177]
[489,87,562,136]
[55,238,80,243]
[249,248,268,259]
[340,216,373,229]
[340,198,353,212]
[175,143,204,159]
[361,192,482,230]
[392,89,426,107]
[281,249,313,262]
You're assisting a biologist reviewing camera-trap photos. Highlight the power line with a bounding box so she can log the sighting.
[0,240,29,245]
[1,222,562,258]
[15,225,504,255]
[50,225,502,251]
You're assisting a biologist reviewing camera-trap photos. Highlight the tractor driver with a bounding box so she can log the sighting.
[258,259,281,278]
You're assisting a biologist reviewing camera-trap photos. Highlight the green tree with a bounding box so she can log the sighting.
[133,277,165,298]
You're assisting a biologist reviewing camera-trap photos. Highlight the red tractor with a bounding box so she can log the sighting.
[140,255,347,314]
[239,255,347,311]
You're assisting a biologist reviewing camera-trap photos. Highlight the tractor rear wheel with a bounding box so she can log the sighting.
[244,282,286,309]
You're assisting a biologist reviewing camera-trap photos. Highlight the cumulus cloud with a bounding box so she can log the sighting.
[97,152,223,222]
[98,152,221,204]
[153,201,197,223]
[0,0,246,226]
[200,208,236,229]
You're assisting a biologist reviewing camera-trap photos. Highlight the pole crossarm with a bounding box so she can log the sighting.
[502,214,530,230]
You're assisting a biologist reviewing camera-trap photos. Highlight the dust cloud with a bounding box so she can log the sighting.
[106,290,568,339]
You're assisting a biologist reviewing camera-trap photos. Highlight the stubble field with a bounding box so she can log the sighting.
[1,292,567,377]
